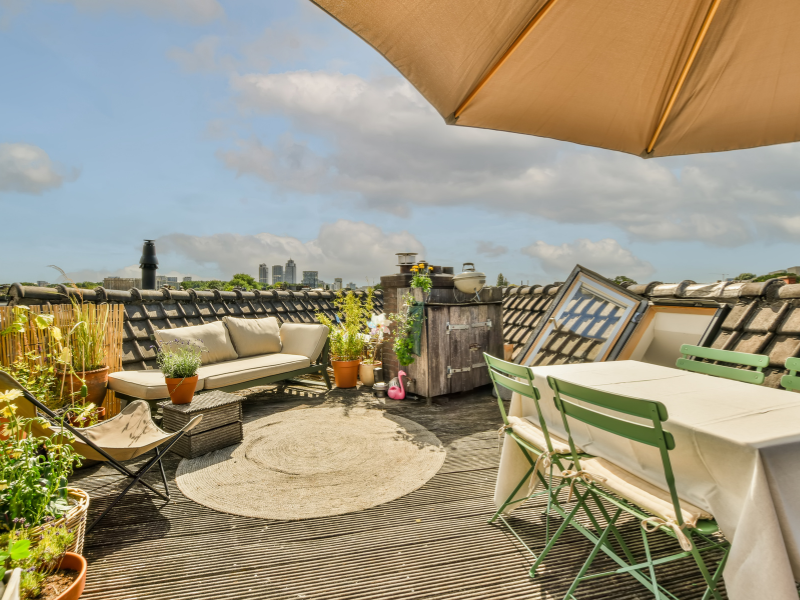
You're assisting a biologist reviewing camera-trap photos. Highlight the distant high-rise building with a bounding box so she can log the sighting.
[285,258,297,284]
[103,276,142,290]
[182,276,192,282]
[302,271,318,287]
[156,275,178,288]
[333,278,343,291]
[272,265,284,284]
[36,280,49,287]
[258,263,268,286]
[347,282,357,290]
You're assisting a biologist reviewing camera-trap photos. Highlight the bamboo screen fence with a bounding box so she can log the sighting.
[0,304,125,417]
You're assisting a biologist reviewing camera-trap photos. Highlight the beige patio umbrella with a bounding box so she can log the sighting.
[311,0,800,158]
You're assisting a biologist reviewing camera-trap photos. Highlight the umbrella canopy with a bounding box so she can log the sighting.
[311,0,800,158]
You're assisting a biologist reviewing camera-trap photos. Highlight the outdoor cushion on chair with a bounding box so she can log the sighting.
[578,456,713,527]
[155,321,238,365]
[198,353,311,389]
[507,416,578,455]
[108,369,205,400]
[279,323,328,362]
[223,316,282,357]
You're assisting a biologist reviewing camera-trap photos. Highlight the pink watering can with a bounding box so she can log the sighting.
[388,370,406,400]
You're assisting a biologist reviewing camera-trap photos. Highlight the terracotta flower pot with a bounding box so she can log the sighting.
[53,552,87,600]
[166,375,198,404]
[331,359,360,388]
[57,366,109,406]
[359,362,381,386]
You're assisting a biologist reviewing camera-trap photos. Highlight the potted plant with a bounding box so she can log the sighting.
[387,293,422,368]
[57,299,110,422]
[316,289,374,388]
[1,524,86,600]
[156,339,204,404]
[360,314,391,386]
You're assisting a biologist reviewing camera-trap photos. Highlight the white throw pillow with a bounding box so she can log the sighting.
[223,316,282,358]
[155,321,238,365]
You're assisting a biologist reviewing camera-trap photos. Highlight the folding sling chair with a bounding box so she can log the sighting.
[676,344,768,385]
[532,375,729,600]
[485,354,580,555]
[0,371,202,533]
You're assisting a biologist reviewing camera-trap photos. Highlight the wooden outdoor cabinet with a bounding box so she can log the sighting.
[399,287,504,401]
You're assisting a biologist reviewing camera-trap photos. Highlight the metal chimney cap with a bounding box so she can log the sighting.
[140,239,159,267]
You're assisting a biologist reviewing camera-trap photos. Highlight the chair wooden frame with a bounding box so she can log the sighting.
[484,353,574,556]
[676,344,768,385]
[530,376,729,600]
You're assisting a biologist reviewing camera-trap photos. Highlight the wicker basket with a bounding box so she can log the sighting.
[30,488,90,555]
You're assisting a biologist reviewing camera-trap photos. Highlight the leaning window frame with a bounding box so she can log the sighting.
[518,265,646,366]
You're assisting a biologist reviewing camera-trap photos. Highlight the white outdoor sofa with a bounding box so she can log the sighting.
[108,317,330,401]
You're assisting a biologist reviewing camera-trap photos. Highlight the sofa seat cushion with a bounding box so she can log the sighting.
[223,316,282,357]
[198,353,311,389]
[155,321,238,365]
[109,370,205,400]
[279,324,328,362]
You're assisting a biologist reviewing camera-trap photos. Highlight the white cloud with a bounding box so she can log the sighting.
[476,241,508,258]
[219,69,800,246]
[155,220,424,283]
[522,239,654,280]
[0,143,78,194]
[55,0,224,24]
[167,36,235,73]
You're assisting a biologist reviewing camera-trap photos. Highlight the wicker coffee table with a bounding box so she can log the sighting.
[158,390,243,459]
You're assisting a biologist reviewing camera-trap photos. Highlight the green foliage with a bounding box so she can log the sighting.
[387,293,419,366]
[156,339,204,378]
[612,275,637,286]
[751,271,794,282]
[315,290,374,362]
[229,273,258,290]
[0,537,30,581]
[734,273,756,281]
[3,524,74,599]
[0,389,80,531]
[496,273,509,287]
[65,298,108,372]
[410,263,434,293]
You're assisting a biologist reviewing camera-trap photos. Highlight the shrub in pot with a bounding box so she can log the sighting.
[57,300,110,410]
[316,290,374,388]
[360,314,391,386]
[155,340,205,404]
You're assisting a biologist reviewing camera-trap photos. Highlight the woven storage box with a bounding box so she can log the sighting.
[169,421,243,459]
[31,488,89,555]
[160,390,242,435]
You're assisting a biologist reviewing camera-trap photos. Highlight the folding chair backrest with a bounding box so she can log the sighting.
[484,353,559,452]
[676,344,768,385]
[781,357,800,391]
[548,376,685,526]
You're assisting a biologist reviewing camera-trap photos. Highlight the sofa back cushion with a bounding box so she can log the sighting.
[223,316,282,358]
[280,323,328,362]
[155,321,238,365]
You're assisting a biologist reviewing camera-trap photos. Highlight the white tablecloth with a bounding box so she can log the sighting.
[494,360,800,600]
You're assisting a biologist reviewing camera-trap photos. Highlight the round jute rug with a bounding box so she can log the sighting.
[175,406,446,520]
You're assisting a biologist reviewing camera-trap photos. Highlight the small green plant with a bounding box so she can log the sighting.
[315,289,375,361]
[410,263,434,293]
[156,339,205,378]
[65,297,108,373]
[3,524,74,599]
[0,389,80,531]
[387,293,420,366]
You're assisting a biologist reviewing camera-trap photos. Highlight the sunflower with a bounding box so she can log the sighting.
[428,266,434,271]
[411,266,419,272]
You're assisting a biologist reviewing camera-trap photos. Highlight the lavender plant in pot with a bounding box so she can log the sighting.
[155,340,205,404]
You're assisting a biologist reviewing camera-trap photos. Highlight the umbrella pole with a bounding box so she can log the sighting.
[646,0,721,154]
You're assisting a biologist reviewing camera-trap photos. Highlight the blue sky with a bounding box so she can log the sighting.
[2,0,800,287]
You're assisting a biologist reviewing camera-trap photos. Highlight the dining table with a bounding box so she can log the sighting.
[494,360,800,600]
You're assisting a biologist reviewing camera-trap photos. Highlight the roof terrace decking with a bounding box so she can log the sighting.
[70,384,727,600]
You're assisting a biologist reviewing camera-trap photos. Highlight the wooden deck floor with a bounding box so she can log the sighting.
[70,384,727,600]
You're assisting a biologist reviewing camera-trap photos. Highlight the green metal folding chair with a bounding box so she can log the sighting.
[676,344,768,385]
[484,354,578,555]
[780,356,800,391]
[531,376,729,600]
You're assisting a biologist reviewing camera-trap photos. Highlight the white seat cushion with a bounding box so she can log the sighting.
[279,323,328,362]
[580,456,713,527]
[223,316,282,357]
[507,416,578,455]
[198,353,311,389]
[155,321,238,365]
[109,370,205,400]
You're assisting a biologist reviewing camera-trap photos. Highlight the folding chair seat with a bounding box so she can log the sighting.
[527,375,729,600]
[506,415,574,455]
